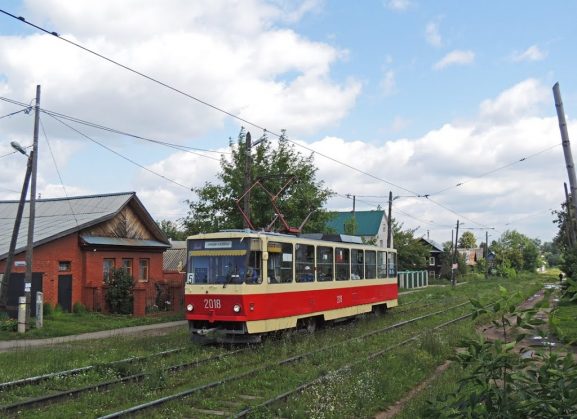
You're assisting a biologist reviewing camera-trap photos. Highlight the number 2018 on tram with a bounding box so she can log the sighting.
[185,230,398,343]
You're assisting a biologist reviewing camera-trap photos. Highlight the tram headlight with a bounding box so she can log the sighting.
[186,304,194,312]
[233,304,241,313]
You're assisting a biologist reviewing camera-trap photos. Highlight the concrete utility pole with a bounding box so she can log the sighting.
[242,131,252,229]
[0,150,33,310]
[24,85,41,329]
[553,82,577,243]
[387,191,393,248]
[451,220,460,287]
[564,182,577,247]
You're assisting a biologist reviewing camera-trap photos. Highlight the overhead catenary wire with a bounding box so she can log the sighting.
[0,9,420,196]
[0,10,561,233]
[427,142,562,196]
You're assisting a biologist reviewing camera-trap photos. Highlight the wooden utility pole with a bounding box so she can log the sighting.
[242,131,252,229]
[553,82,577,243]
[387,191,393,248]
[0,151,33,311]
[24,84,41,328]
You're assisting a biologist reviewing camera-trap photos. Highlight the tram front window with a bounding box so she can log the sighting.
[188,251,262,284]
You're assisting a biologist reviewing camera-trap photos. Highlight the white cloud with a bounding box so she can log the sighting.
[478,78,549,125]
[0,0,359,142]
[380,70,396,96]
[385,0,411,11]
[511,45,547,62]
[125,78,569,242]
[425,21,442,47]
[433,50,475,70]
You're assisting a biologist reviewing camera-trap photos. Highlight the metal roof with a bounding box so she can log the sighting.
[81,236,170,249]
[0,192,165,259]
[326,211,385,236]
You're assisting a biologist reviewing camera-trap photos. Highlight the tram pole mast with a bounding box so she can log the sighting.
[451,220,460,287]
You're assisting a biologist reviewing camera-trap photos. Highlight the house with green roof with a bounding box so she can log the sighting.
[325,210,392,248]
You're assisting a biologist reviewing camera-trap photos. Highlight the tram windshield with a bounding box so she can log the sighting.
[186,238,262,285]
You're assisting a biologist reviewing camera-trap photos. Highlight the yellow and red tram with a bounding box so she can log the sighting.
[184,230,398,343]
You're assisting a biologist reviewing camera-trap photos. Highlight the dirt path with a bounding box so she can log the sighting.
[374,286,559,418]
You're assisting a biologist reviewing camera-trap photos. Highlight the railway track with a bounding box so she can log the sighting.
[98,301,472,418]
[0,298,470,417]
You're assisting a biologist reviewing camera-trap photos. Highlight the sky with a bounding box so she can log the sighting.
[1,0,577,246]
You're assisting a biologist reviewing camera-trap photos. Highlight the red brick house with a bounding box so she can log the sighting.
[0,192,171,316]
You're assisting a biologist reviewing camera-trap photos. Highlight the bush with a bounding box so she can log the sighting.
[0,311,17,331]
[73,302,88,314]
[105,268,134,315]
[43,302,53,317]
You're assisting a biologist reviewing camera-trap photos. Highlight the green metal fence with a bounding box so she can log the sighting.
[397,270,428,289]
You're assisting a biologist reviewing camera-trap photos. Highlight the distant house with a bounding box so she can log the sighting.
[163,240,187,277]
[325,210,392,248]
[0,192,171,316]
[419,237,444,279]
[458,247,484,269]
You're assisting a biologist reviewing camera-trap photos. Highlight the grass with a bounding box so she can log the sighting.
[550,300,577,344]
[0,310,183,341]
[0,273,555,418]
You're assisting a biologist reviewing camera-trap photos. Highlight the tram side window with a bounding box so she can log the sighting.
[388,252,397,277]
[317,246,333,281]
[296,244,315,282]
[335,247,350,281]
[365,251,377,279]
[351,249,364,279]
[377,251,387,279]
[268,242,293,283]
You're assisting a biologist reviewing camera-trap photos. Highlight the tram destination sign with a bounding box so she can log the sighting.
[205,241,233,249]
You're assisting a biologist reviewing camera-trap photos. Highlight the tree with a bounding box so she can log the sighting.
[553,201,577,279]
[157,219,187,241]
[458,231,477,248]
[491,230,540,275]
[392,219,430,270]
[183,129,333,234]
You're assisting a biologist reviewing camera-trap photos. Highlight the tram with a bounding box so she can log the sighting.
[184,230,397,343]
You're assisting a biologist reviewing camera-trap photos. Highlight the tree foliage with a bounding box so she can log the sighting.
[458,231,477,248]
[491,230,540,276]
[426,287,577,417]
[392,219,430,270]
[183,129,334,234]
[553,201,577,279]
[157,219,187,241]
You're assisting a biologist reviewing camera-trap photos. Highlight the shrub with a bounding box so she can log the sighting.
[73,302,88,314]
[43,302,53,317]
[104,268,134,315]
[0,317,17,332]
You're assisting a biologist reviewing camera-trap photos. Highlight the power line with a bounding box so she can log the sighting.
[39,117,80,226]
[0,107,31,120]
[0,10,421,196]
[0,11,559,231]
[0,95,225,161]
[45,113,194,191]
